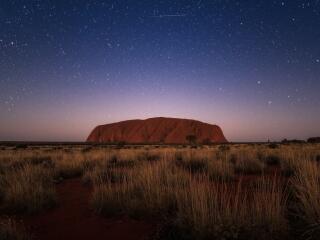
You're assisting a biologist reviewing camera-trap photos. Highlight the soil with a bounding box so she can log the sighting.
[23,179,155,240]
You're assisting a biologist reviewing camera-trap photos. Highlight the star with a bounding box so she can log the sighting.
[0,0,319,141]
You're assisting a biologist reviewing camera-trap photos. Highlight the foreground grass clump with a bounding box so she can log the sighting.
[174,150,234,181]
[91,161,185,218]
[0,218,29,240]
[175,176,288,240]
[55,156,86,179]
[91,155,288,239]
[207,159,235,181]
[291,160,320,239]
[0,163,56,213]
[66,144,320,239]
[233,150,265,175]
[176,157,208,173]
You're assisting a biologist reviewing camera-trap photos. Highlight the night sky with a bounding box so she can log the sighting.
[1,0,320,142]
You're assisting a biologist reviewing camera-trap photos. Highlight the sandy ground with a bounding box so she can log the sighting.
[23,179,155,240]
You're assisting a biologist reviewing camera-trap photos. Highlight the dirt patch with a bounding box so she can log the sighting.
[23,179,155,240]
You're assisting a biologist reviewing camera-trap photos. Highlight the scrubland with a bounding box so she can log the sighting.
[0,143,319,240]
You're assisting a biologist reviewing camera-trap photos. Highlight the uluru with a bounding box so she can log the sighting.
[86,117,227,144]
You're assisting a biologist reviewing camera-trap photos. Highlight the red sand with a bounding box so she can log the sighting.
[23,179,155,240]
[87,117,227,144]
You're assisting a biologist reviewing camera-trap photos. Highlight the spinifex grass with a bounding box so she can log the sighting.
[0,163,56,214]
[291,160,320,239]
[0,143,319,239]
[175,175,288,240]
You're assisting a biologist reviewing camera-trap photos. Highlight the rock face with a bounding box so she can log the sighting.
[87,117,227,144]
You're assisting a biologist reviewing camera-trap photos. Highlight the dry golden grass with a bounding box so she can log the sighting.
[0,217,29,240]
[0,143,319,239]
[91,159,184,218]
[176,176,288,240]
[291,160,320,239]
[232,149,265,174]
[0,163,56,214]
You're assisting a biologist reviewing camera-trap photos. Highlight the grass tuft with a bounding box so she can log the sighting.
[0,218,29,240]
[1,164,56,214]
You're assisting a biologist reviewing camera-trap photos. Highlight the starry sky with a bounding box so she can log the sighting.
[1,0,320,142]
